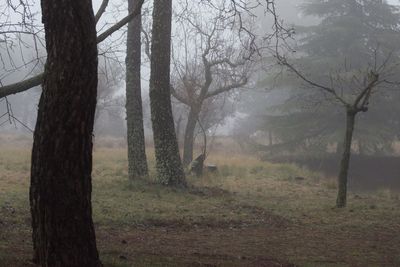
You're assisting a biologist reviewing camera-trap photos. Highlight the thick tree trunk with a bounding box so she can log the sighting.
[183,108,199,167]
[149,0,186,187]
[30,1,101,266]
[336,109,357,208]
[126,0,148,180]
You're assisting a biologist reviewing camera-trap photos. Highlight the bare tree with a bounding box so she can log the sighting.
[275,46,399,208]
[170,3,256,167]
[263,0,400,208]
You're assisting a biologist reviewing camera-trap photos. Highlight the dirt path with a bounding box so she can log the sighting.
[97,225,296,267]
[95,216,400,267]
[2,202,400,267]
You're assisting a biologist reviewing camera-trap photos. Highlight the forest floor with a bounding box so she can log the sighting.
[0,145,400,267]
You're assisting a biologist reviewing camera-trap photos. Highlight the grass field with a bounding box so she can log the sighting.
[0,145,399,266]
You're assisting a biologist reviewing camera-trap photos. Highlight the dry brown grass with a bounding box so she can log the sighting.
[0,142,400,266]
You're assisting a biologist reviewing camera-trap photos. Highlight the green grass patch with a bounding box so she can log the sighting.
[0,148,399,267]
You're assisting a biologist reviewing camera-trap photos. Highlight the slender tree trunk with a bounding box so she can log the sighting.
[183,108,199,167]
[175,114,183,146]
[149,0,186,187]
[29,1,101,266]
[336,109,357,208]
[126,0,148,180]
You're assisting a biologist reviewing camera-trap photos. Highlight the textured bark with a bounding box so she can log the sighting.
[126,0,148,180]
[149,0,186,187]
[182,107,200,167]
[336,109,357,208]
[30,1,101,266]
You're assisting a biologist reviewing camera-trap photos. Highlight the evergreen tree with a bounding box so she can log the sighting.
[242,0,400,207]
[289,0,400,207]
[259,0,400,155]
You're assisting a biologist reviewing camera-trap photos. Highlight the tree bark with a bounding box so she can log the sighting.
[149,0,186,187]
[126,0,148,180]
[336,109,357,208]
[30,1,101,266]
[183,107,199,167]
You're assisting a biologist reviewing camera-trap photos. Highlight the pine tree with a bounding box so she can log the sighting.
[299,0,400,66]
[260,0,400,155]
[252,0,400,207]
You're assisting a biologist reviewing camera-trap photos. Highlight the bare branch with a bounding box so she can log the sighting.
[141,26,151,61]
[276,56,349,106]
[354,71,379,111]
[95,0,110,24]
[0,73,43,98]
[0,0,145,99]
[170,84,190,106]
[97,0,144,43]
[206,76,248,99]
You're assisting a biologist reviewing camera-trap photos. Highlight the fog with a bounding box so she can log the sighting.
[1,1,400,266]
[0,0,324,137]
[2,0,400,185]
